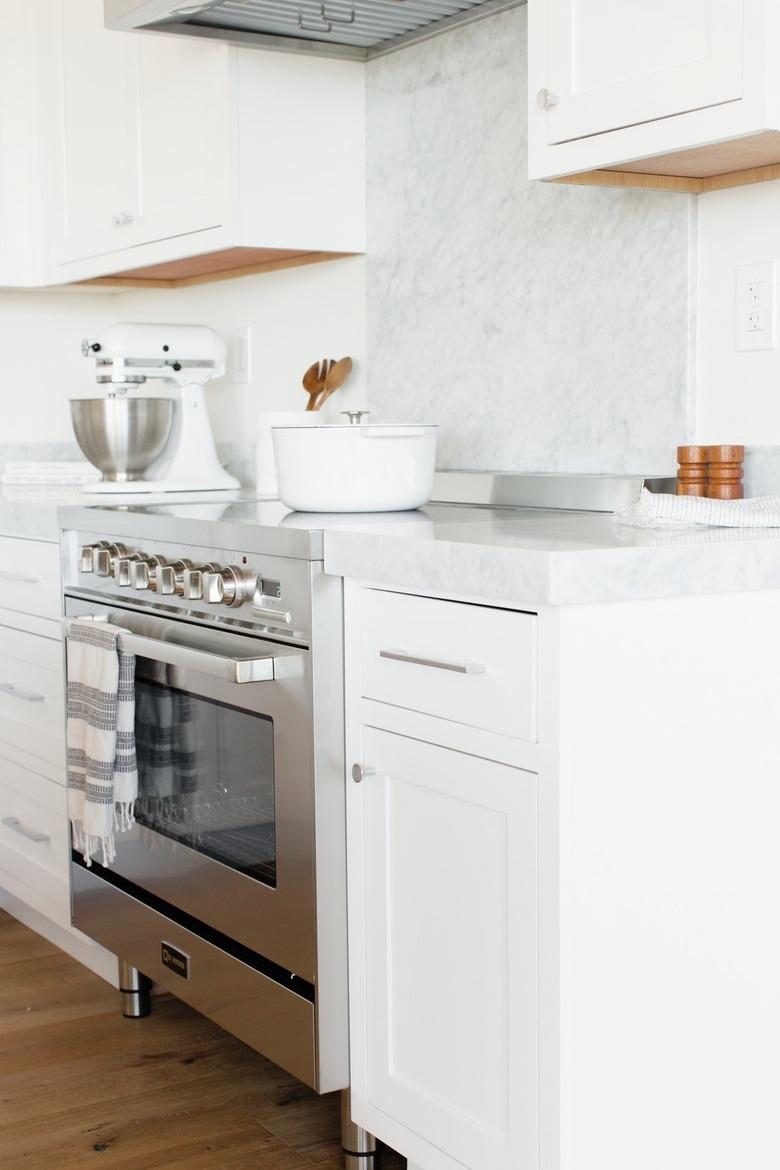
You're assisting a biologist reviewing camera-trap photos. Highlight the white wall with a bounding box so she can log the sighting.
[697,179,780,444]
[0,255,366,447]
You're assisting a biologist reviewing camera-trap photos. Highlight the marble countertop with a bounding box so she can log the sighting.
[321,504,780,606]
[0,489,266,546]
[5,490,780,606]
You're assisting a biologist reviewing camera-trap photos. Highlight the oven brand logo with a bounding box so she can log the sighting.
[161,942,190,980]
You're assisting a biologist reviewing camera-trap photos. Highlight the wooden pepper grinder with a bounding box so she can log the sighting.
[707,445,744,500]
[676,446,709,496]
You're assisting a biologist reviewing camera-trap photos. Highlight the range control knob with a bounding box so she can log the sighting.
[117,554,145,587]
[182,563,220,601]
[80,541,111,573]
[204,567,255,607]
[157,559,193,597]
[132,556,166,591]
[94,543,128,577]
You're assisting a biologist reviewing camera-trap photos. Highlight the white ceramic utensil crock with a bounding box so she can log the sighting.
[272,422,438,512]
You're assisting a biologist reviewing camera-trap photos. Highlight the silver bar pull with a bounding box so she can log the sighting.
[0,570,40,584]
[379,648,487,675]
[0,682,45,702]
[299,9,332,32]
[63,619,300,685]
[2,816,50,843]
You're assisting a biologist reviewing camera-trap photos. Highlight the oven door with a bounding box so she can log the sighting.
[64,597,317,982]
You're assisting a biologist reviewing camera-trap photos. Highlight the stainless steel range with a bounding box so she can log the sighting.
[59,501,352,1104]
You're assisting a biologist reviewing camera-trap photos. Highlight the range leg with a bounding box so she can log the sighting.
[118,959,151,1019]
[341,1088,377,1170]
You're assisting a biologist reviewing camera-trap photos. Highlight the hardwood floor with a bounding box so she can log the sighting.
[0,910,401,1170]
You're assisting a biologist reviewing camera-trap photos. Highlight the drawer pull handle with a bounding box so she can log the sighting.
[2,816,49,843]
[379,649,487,675]
[0,683,45,702]
[0,570,40,584]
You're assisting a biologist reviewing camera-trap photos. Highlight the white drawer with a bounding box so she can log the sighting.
[0,535,60,622]
[0,763,69,891]
[359,590,538,742]
[0,626,65,774]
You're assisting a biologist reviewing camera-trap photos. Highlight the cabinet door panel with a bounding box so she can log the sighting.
[52,0,230,266]
[53,0,139,262]
[349,728,538,1170]
[135,34,230,241]
[544,0,744,143]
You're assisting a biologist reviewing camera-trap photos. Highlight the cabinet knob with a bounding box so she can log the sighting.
[352,764,376,784]
[536,87,560,111]
[111,211,135,228]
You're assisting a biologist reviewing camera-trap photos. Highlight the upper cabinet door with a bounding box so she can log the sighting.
[133,34,231,246]
[52,0,140,262]
[541,0,744,144]
[51,0,230,265]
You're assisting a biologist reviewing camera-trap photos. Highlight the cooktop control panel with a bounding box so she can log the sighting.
[64,531,314,643]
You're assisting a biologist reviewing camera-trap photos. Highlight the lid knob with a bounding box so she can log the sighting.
[341,410,370,425]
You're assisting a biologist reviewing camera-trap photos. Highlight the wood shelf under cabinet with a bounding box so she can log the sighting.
[552,130,780,194]
[77,246,356,290]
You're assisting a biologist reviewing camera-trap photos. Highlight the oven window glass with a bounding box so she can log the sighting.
[133,666,276,887]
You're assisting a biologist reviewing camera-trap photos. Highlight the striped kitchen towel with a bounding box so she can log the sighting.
[66,619,138,867]
[615,488,780,528]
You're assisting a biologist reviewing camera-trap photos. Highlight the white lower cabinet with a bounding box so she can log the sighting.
[0,533,117,986]
[346,582,541,1170]
[348,729,538,1170]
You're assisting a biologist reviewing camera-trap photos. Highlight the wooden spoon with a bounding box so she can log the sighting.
[302,359,333,411]
[315,356,353,411]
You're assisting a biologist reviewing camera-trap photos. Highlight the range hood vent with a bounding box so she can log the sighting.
[105,0,523,61]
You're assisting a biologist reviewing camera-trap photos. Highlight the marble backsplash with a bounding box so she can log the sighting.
[365,6,694,477]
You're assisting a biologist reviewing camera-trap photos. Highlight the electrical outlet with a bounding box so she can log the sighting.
[232,326,252,383]
[736,262,776,351]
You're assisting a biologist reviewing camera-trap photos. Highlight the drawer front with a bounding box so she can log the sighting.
[0,627,65,772]
[0,536,61,621]
[360,590,538,742]
[0,765,69,887]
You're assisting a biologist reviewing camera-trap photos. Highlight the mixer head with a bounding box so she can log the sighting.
[81,322,227,394]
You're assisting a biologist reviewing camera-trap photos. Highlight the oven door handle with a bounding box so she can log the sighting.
[62,620,300,684]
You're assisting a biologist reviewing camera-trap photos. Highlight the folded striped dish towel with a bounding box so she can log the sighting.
[615,489,780,529]
[67,619,138,867]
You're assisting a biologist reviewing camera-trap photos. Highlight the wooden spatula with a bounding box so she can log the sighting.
[302,360,333,411]
[315,356,353,411]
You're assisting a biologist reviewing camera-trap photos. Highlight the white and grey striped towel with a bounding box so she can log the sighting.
[67,619,138,867]
[615,489,780,529]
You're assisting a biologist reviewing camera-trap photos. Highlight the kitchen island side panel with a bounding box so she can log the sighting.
[554,590,780,1170]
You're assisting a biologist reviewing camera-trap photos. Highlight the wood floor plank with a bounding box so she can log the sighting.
[0,910,398,1170]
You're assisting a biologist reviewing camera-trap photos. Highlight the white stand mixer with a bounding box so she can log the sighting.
[75,323,240,494]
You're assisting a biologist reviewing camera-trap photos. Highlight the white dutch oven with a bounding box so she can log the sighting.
[272,420,438,512]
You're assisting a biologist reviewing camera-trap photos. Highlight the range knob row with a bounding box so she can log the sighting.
[79,544,254,608]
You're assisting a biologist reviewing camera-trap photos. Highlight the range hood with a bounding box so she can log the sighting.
[104,0,523,61]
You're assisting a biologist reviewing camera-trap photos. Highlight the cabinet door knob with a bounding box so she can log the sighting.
[352,764,376,784]
[537,87,560,110]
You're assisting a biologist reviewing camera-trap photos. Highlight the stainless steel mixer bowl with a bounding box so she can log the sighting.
[70,398,175,482]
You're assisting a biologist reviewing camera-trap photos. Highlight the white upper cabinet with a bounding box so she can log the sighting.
[52,0,230,265]
[543,0,743,144]
[35,1,365,286]
[529,0,780,192]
